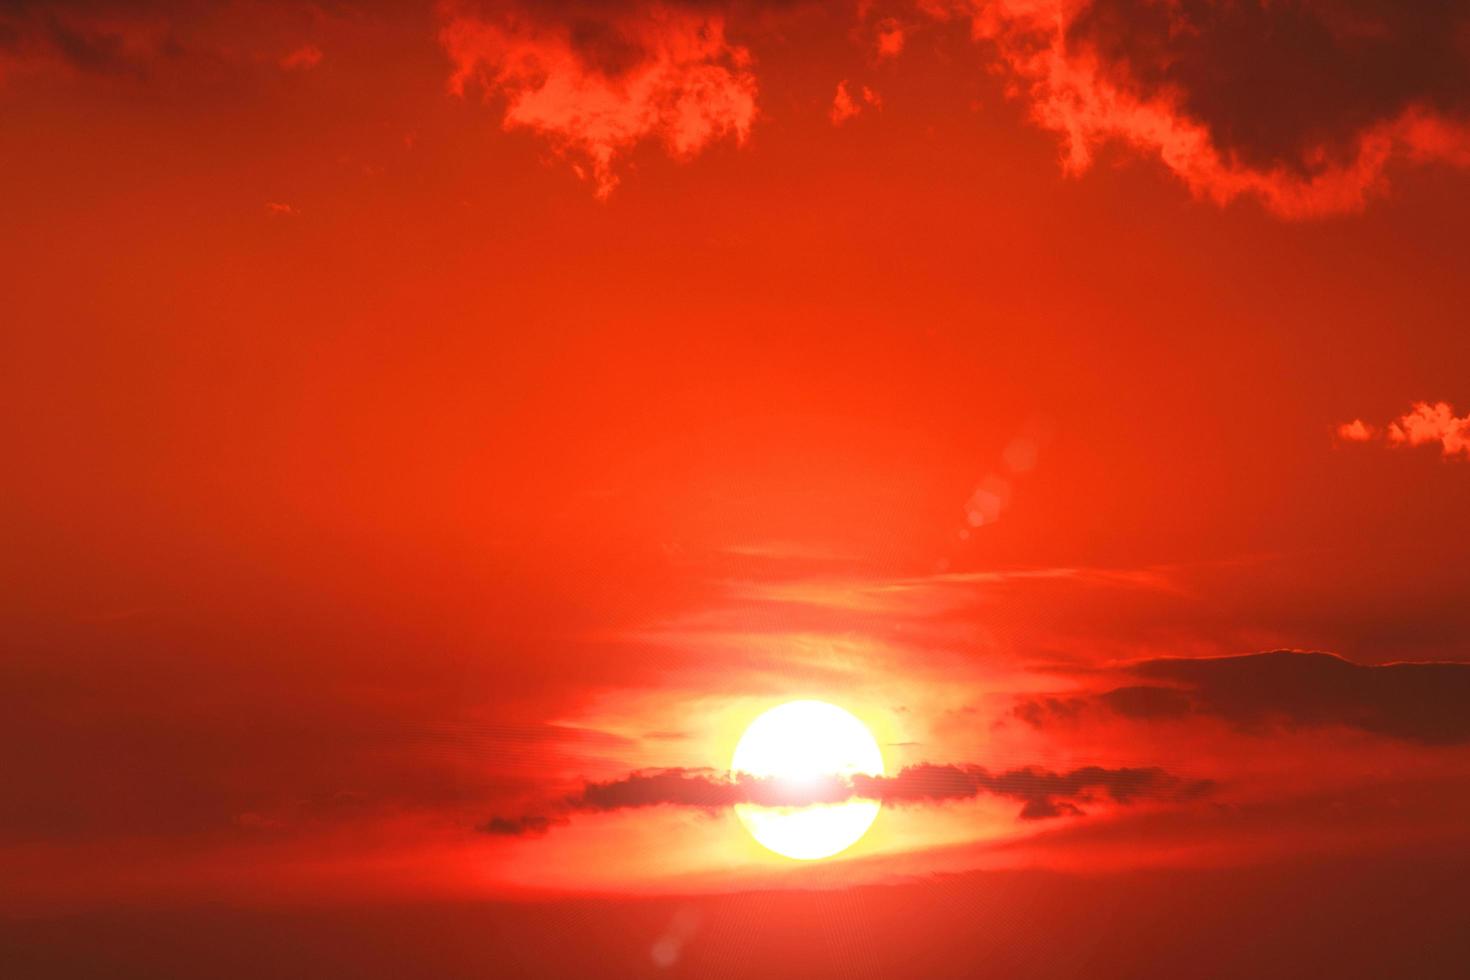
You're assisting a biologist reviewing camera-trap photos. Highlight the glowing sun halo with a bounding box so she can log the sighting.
[731,700,884,860]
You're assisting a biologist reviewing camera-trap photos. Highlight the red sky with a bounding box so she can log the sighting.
[4,1,1470,976]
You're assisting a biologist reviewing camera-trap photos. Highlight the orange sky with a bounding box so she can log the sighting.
[4,1,1470,975]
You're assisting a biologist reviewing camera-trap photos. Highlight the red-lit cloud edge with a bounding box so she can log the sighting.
[5,1,1470,214]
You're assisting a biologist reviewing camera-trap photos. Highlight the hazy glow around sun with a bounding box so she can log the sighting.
[731,700,884,860]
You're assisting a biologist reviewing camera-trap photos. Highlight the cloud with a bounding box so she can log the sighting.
[1136,651,1470,744]
[874,17,904,59]
[1386,402,1470,458]
[1012,695,1084,728]
[481,813,567,836]
[440,2,759,198]
[925,0,1470,217]
[830,79,880,125]
[279,43,322,71]
[1337,402,1470,458]
[857,762,1208,818]
[0,2,349,85]
[480,761,1207,834]
[12,1,1470,214]
[0,2,178,79]
[1018,650,1470,745]
[1097,684,1193,719]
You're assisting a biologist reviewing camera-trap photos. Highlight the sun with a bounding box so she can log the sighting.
[731,700,884,860]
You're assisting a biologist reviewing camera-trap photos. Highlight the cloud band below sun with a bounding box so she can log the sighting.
[481,762,1212,836]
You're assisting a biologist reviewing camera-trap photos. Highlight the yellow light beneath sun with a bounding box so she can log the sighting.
[731,700,884,860]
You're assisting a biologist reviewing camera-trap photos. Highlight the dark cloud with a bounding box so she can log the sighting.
[1012,695,1084,728]
[1098,684,1193,720]
[0,2,179,77]
[854,762,1208,818]
[1017,651,1470,745]
[1134,651,1470,745]
[480,813,567,836]
[1069,0,1470,175]
[578,768,796,810]
[944,0,1470,216]
[481,761,1209,835]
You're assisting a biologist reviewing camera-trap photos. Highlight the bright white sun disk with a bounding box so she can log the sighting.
[731,700,884,860]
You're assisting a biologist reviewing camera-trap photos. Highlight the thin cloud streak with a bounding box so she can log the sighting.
[481,761,1211,834]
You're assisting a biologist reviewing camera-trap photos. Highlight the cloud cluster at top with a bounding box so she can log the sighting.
[7,1,1470,213]
[432,0,1470,208]
[481,760,1208,834]
[440,1,758,198]
[923,0,1470,217]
